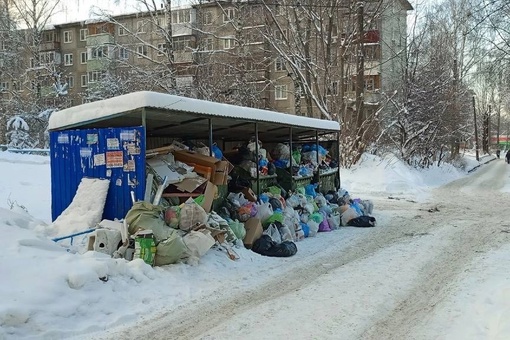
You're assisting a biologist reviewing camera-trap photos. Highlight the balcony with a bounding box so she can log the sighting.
[173,23,193,37]
[39,41,60,51]
[363,30,380,43]
[345,91,382,104]
[86,33,114,46]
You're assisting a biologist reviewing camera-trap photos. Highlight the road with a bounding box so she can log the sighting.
[100,158,510,340]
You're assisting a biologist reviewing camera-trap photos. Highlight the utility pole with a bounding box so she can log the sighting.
[473,95,479,161]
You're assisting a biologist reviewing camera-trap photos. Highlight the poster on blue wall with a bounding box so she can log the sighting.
[49,126,146,221]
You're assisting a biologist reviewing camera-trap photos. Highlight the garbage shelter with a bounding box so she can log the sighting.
[48,91,341,221]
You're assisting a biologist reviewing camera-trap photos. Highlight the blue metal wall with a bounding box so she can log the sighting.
[50,126,146,221]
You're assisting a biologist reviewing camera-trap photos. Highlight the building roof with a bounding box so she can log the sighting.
[48,91,340,143]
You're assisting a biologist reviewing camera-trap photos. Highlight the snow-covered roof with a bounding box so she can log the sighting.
[48,91,340,143]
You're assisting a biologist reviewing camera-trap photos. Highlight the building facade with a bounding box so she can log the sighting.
[0,0,413,124]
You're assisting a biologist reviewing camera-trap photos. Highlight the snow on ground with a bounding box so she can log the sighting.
[0,149,507,340]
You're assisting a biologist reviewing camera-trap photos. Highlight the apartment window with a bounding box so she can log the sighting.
[91,46,108,59]
[223,38,235,49]
[223,8,235,22]
[157,43,166,56]
[80,29,88,41]
[14,81,24,92]
[81,74,88,87]
[172,9,190,24]
[0,41,5,51]
[64,53,73,66]
[68,76,74,88]
[275,85,287,100]
[364,44,381,60]
[204,12,212,25]
[88,71,104,83]
[156,17,164,26]
[80,51,87,64]
[40,51,55,65]
[365,78,375,91]
[173,36,191,51]
[328,81,339,96]
[118,26,127,36]
[0,82,8,91]
[137,45,148,58]
[64,31,72,43]
[44,32,55,42]
[204,38,214,51]
[137,21,145,33]
[275,57,285,71]
[119,47,128,60]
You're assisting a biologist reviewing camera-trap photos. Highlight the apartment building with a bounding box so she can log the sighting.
[0,0,413,120]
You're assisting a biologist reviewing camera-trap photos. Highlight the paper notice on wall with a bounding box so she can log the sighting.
[123,159,136,172]
[106,151,124,168]
[120,130,136,141]
[87,134,98,145]
[94,153,106,166]
[126,142,141,155]
[106,138,120,150]
[80,148,92,158]
[57,133,69,144]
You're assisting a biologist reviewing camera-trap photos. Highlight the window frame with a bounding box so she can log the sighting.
[137,21,145,33]
[68,75,74,88]
[118,47,128,60]
[80,74,88,87]
[80,51,88,64]
[63,31,73,43]
[64,53,73,66]
[136,44,148,58]
[79,29,88,41]
[223,8,235,22]
[275,84,288,100]
[275,57,285,71]
[223,38,235,49]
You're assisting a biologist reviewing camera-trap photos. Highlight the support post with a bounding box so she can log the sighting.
[473,96,479,161]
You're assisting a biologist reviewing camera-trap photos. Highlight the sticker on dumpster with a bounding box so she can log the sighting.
[106,151,123,168]
[126,142,141,155]
[57,133,69,144]
[80,148,92,158]
[86,134,98,145]
[106,138,120,150]
[123,159,136,172]
[94,153,105,166]
[120,130,136,141]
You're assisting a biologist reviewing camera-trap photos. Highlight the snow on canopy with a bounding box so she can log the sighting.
[48,91,340,132]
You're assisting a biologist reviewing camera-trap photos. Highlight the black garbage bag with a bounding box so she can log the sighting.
[251,235,298,257]
[346,215,376,228]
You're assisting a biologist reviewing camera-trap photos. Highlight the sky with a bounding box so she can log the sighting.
[50,0,432,25]
[1,147,509,339]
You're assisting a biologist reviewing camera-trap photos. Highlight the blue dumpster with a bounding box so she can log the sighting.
[49,126,146,221]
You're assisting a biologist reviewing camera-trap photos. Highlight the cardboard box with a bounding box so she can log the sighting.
[243,218,263,249]
[173,150,220,170]
[213,159,234,185]
[242,187,257,202]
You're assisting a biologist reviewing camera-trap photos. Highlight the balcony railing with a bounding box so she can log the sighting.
[86,33,115,46]
[39,41,60,51]
[345,91,382,104]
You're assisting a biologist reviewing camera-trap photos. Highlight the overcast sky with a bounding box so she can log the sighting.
[51,0,429,25]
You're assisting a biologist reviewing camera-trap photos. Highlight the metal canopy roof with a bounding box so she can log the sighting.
[48,91,340,143]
